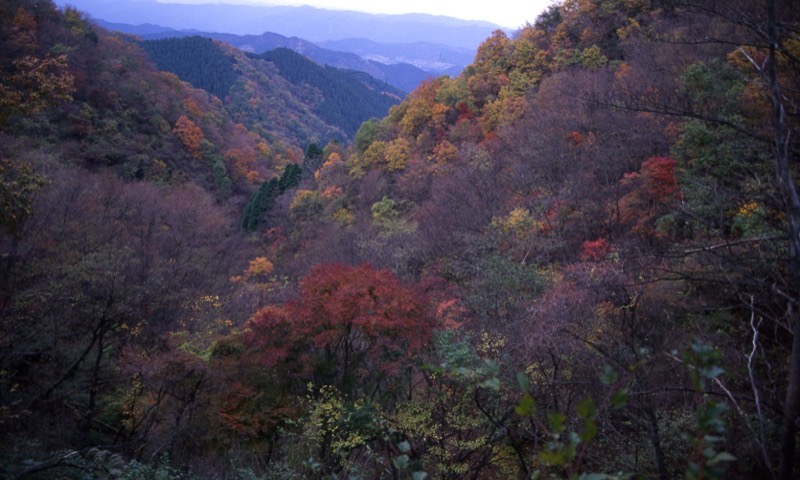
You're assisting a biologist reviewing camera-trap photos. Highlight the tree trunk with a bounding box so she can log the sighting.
[780,314,800,480]
[644,405,668,480]
[768,1,800,478]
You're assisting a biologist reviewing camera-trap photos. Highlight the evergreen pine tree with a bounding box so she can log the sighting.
[278,163,302,192]
[240,177,279,232]
[240,163,301,232]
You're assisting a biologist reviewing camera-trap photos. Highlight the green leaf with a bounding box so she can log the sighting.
[580,418,598,442]
[515,393,536,417]
[700,365,724,379]
[538,449,565,467]
[393,454,409,469]
[484,358,499,374]
[305,458,321,471]
[579,474,612,480]
[685,461,700,480]
[480,377,500,391]
[398,440,411,453]
[577,396,597,420]
[547,412,566,433]
[411,472,428,480]
[517,371,530,392]
[611,388,629,408]
[599,364,618,385]
[456,367,472,377]
[707,451,736,465]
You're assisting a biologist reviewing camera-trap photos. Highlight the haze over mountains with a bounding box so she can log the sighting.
[95,20,471,92]
[56,0,503,91]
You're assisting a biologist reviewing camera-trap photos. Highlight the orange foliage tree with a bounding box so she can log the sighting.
[245,263,435,396]
[225,146,260,183]
[172,114,205,159]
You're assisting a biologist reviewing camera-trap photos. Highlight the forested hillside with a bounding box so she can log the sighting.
[256,48,403,137]
[141,37,403,138]
[139,36,238,100]
[127,27,437,93]
[2,1,800,480]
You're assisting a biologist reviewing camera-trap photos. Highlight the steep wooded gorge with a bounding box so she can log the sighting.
[1,1,799,479]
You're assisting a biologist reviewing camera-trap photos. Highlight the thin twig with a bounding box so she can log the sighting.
[747,296,773,472]
[667,351,766,452]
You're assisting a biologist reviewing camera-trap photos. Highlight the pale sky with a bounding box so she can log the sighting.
[161,0,558,29]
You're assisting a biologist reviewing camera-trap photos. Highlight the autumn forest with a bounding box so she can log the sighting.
[1,0,800,479]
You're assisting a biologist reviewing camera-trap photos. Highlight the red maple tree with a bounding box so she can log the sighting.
[245,263,434,395]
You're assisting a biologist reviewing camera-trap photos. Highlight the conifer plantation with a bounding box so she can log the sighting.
[1,1,799,479]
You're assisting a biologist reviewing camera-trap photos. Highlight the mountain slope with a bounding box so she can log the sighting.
[139,35,238,100]
[0,0,381,198]
[255,48,404,137]
[96,20,445,92]
[140,36,403,138]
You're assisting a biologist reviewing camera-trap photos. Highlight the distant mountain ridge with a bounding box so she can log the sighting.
[98,20,441,92]
[318,38,472,77]
[139,36,403,139]
[56,0,499,91]
[55,0,502,47]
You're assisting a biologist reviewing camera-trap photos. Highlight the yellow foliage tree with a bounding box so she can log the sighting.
[172,114,205,159]
[385,137,411,171]
[245,256,274,277]
[430,140,459,166]
[473,30,512,75]
[0,54,74,127]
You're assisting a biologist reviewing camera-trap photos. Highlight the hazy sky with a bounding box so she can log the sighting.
[160,0,558,29]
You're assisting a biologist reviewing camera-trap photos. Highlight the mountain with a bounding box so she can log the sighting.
[253,48,404,137]
[93,19,178,36]
[102,22,436,92]
[9,1,800,479]
[55,0,502,48]
[57,0,495,91]
[0,0,398,201]
[139,36,404,137]
[318,38,475,74]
